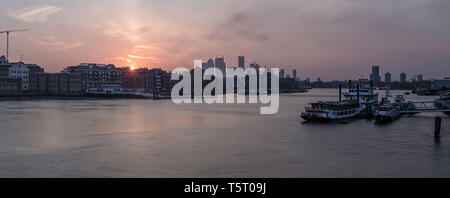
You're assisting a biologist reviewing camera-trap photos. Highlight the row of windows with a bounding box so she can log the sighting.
[349,89,370,93]
[336,110,356,116]
[0,85,19,89]
[10,76,28,79]
[10,70,28,74]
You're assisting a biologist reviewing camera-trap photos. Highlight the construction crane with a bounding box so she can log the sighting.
[0,29,29,62]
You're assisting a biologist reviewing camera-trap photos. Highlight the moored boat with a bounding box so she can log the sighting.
[375,101,401,122]
[394,95,416,114]
[343,87,378,108]
[301,101,362,122]
[434,91,450,115]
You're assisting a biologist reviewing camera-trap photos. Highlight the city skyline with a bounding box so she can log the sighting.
[1,0,450,80]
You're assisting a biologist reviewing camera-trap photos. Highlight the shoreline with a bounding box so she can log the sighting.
[0,95,162,101]
[0,91,311,101]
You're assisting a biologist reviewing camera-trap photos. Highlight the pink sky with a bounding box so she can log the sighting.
[1,0,450,81]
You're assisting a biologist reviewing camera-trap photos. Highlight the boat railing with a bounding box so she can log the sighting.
[343,92,378,95]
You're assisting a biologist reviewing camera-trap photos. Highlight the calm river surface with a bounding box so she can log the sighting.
[0,89,449,177]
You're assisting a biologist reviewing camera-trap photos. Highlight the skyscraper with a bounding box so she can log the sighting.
[293,69,297,80]
[238,56,245,69]
[385,72,391,83]
[250,62,260,70]
[417,74,423,82]
[204,58,214,70]
[370,66,381,84]
[400,72,407,83]
[215,56,226,74]
[280,69,285,79]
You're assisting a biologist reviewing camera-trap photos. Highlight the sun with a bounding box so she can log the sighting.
[130,66,135,71]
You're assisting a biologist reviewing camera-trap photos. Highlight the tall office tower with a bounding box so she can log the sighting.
[238,56,245,69]
[280,69,285,79]
[293,69,297,80]
[417,74,423,82]
[215,56,226,75]
[385,72,392,83]
[203,58,214,70]
[400,72,407,83]
[249,62,261,76]
[370,66,381,84]
[250,62,260,70]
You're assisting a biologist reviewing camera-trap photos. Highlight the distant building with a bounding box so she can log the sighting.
[0,77,22,96]
[279,69,285,79]
[123,68,146,90]
[293,69,297,81]
[417,74,424,82]
[280,77,300,92]
[29,72,83,96]
[238,56,245,69]
[250,62,260,70]
[203,58,214,70]
[122,67,172,94]
[0,60,44,94]
[250,62,260,76]
[9,63,29,90]
[400,72,407,83]
[358,78,370,88]
[215,56,226,75]
[432,77,450,90]
[66,63,123,90]
[145,68,172,95]
[370,66,381,84]
[0,65,9,77]
[0,55,7,64]
[385,72,391,83]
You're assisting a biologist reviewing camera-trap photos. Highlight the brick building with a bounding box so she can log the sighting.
[29,73,83,96]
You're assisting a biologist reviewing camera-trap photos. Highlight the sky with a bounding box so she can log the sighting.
[1,0,450,81]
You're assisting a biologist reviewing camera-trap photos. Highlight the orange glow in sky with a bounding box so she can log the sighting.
[2,0,450,80]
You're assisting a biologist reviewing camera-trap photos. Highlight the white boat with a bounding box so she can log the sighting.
[394,95,416,113]
[375,99,401,122]
[301,100,363,122]
[343,87,378,109]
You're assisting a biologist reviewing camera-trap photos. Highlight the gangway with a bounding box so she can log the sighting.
[396,101,450,113]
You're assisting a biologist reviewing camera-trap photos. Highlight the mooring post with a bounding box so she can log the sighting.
[435,116,442,139]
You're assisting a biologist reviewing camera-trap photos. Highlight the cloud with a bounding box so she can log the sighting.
[127,54,155,60]
[97,19,152,43]
[30,36,83,51]
[134,45,157,50]
[7,5,63,22]
[206,12,269,43]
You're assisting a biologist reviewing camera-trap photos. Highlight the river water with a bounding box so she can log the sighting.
[0,89,449,177]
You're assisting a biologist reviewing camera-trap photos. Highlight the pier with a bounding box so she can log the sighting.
[396,101,450,114]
